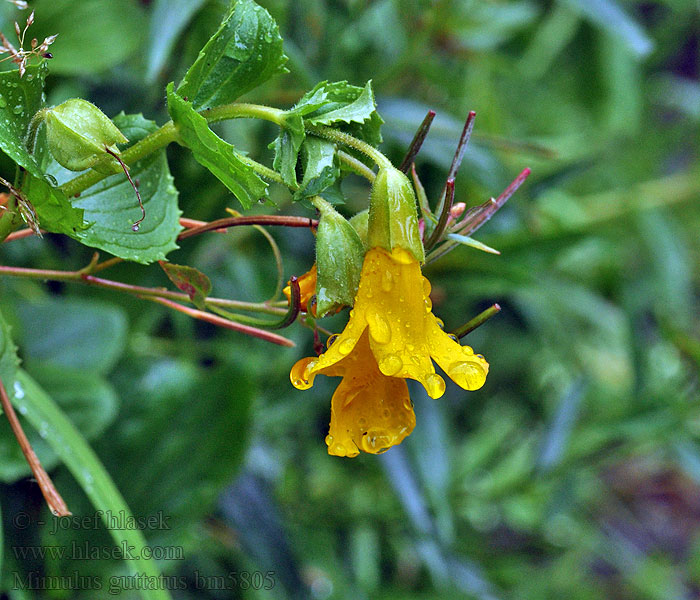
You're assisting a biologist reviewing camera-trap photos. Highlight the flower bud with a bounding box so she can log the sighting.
[367,166,425,263]
[44,99,128,173]
[314,197,366,317]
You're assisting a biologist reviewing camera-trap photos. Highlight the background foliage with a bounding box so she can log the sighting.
[0,0,699,598]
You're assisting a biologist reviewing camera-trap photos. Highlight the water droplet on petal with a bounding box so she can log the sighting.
[290,357,315,389]
[303,360,317,379]
[436,317,444,329]
[381,270,394,292]
[366,309,391,344]
[402,397,414,411]
[424,297,432,311]
[333,443,346,456]
[425,373,446,398]
[325,434,334,446]
[448,333,459,342]
[422,277,432,298]
[448,361,486,389]
[326,333,339,348]
[361,428,394,453]
[378,353,403,376]
[334,337,353,355]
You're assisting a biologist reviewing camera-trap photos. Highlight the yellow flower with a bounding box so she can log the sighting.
[290,245,489,456]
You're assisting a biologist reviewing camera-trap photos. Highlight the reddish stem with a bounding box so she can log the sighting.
[144,296,294,347]
[399,109,436,173]
[0,376,71,516]
[3,227,44,242]
[177,215,318,240]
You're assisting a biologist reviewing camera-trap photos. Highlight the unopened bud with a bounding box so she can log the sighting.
[44,99,128,173]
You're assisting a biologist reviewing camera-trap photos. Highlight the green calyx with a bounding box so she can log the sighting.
[313,197,366,317]
[44,99,128,174]
[367,166,425,263]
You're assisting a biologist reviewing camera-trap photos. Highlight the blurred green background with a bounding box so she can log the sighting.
[1,0,699,598]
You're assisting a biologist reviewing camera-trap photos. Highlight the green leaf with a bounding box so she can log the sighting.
[14,296,128,375]
[560,0,653,58]
[177,0,288,109]
[0,64,47,178]
[167,83,268,209]
[102,361,252,536]
[446,233,501,255]
[270,112,304,187]
[30,365,118,441]
[10,370,171,600]
[30,0,146,75]
[307,80,377,126]
[295,138,340,201]
[146,0,207,81]
[159,261,212,310]
[270,80,381,187]
[45,113,182,264]
[0,307,19,394]
[0,366,120,483]
[23,175,86,236]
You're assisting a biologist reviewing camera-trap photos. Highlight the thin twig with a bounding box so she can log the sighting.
[142,296,294,347]
[0,375,71,516]
[177,215,318,241]
[447,110,477,182]
[456,167,531,236]
[424,178,455,251]
[2,227,44,242]
[399,109,436,173]
[180,217,226,232]
[451,304,501,339]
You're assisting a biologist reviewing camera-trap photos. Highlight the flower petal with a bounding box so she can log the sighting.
[427,316,489,390]
[353,247,445,397]
[326,332,415,457]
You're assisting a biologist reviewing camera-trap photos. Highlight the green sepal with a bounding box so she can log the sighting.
[314,198,366,317]
[367,166,425,263]
[44,99,128,174]
[349,209,369,248]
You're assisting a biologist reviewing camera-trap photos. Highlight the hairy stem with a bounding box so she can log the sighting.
[306,124,392,169]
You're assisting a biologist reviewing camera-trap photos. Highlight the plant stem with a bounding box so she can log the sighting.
[200,102,285,126]
[451,304,501,339]
[306,124,392,169]
[337,150,376,182]
[0,264,286,315]
[59,102,287,199]
[177,215,317,240]
[0,375,71,516]
[143,296,293,347]
[59,122,178,198]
